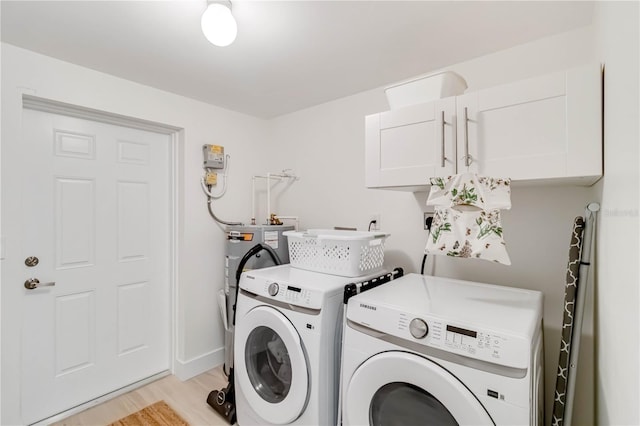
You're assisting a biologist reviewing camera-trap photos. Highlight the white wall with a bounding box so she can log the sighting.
[2,5,637,425]
[269,26,599,425]
[592,2,640,425]
[0,6,3,425]
[0,43,268,424]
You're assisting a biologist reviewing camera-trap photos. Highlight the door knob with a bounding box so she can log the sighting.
[24,278,56,290]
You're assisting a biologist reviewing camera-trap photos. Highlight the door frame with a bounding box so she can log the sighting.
[10,93,183,425]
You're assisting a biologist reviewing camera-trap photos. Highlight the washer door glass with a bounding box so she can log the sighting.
[235,305,309,425]
[344,351,494,425]
[370,382,458,426]
[245,325,292,403]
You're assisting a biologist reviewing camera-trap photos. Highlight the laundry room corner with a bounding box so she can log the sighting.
[0,1,637,424]
[268,25,600,426]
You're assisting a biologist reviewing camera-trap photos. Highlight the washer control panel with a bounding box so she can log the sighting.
[399,313,523,367]
[240,274,324,310]
[263,281,315,306]
[349,304,529,369]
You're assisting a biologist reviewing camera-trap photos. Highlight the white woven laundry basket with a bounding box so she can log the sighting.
[283,229,389,277]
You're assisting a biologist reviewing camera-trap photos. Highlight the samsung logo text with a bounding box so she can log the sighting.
[359,303,377,311]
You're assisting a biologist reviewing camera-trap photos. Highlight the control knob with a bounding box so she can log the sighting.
[267,282,279,296]
[409,318,429,339]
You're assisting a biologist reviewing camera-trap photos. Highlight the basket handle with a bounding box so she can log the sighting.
[315,232,389,241]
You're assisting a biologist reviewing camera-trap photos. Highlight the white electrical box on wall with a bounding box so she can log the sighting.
[203,144,225,169]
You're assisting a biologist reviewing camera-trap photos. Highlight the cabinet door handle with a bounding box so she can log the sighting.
[440,110,446,168]
[463,107,471,167]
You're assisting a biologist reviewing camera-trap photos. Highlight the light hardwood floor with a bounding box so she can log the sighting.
[52,367,231,426]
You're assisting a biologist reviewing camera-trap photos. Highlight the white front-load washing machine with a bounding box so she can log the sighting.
[234,264,375,426]
[340,273,544,426]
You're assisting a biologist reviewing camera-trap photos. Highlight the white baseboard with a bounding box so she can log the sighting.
[173,347,225,381]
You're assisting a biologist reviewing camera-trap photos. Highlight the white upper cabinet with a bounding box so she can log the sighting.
[365,64,602,190]
[365,97,456,190]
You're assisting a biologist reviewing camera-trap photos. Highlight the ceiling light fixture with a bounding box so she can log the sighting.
[201,1,237,47]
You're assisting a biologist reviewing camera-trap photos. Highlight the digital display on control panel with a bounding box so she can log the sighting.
[446,325,477,338]
[287,285,302,293]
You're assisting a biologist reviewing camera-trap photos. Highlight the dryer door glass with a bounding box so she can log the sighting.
[235,305,309,424]
[344,351,493,425]
[245,325,292,403]
[370,382,458,426]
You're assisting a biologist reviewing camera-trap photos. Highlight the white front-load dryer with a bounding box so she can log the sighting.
[340,273,544,426]
[234,264,374,426]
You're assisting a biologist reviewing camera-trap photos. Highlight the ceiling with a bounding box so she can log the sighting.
[1,1,594,119]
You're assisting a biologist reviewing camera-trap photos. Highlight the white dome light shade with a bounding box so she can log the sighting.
[201,3,237,47]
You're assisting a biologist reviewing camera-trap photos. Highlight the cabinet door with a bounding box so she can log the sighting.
[365,98,456,190]
[457,64,601,184]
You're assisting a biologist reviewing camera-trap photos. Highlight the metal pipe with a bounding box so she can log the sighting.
[251,176,256,225]
[440,110,446,168]
[267,173,271,225]
[207,197,242,226]
[251,171,299,225]
[463,107,470,167]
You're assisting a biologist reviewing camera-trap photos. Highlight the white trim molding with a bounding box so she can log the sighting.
[174,348,225,381]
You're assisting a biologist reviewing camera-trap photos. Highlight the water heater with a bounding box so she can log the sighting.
[222,224,293,375]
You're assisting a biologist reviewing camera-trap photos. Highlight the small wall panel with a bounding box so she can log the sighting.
[55,291,95,377]
[55,178,95,269]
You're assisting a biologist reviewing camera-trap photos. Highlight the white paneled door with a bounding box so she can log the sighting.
[18,108,171,424]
